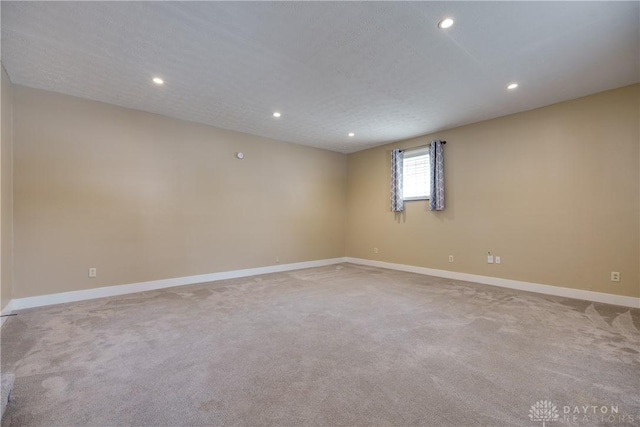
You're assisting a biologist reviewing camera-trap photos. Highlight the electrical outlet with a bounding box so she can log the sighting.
[374,247,378,254]
[276,256,280,264]
[487,254,494,264]
[88,268,97,278]
[611,272,620,282]
[495,256,501,264]
[448,255,454,263]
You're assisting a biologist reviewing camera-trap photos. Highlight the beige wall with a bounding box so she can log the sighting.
[9,83,640,300]
[12,86,347,298]
[346,84,640,298]
[1,65,14,312]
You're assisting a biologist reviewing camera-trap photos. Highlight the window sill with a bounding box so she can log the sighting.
[403,197,430,202]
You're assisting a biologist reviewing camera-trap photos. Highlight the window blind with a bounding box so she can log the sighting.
[402,148,430,200]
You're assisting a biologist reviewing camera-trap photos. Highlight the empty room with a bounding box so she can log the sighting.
[0,2,638,426]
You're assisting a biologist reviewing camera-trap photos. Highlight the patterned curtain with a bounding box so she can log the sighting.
[390,149,404,212]
[429,140,445,211]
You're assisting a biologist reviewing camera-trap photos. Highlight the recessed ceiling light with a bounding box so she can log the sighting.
[273,112,281,118]
[507,83,519,90]
[152,77,164,85]
[438,18,454,29]
[348,132,355,137]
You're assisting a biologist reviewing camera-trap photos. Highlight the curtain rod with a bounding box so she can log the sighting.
[399,140,446,152]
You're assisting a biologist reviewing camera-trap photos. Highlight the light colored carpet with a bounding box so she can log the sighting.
[1,373,14,420]
[1,263,639,426]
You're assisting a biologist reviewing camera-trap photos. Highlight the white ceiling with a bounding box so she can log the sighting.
[1,2,638,153]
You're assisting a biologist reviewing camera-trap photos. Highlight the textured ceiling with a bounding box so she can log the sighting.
[1,2,638,153]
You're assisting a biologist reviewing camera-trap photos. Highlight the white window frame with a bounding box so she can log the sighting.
[402,147,430,201]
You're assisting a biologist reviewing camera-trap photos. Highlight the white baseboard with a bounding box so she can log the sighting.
[345,257,640,309]
[10,257,639,311]
[0,300,13,327]
[11,257,347,311]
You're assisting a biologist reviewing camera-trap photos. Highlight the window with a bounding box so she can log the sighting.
[402,147,430,200]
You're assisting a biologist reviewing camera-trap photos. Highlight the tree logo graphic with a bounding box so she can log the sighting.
[529,400,560,427]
